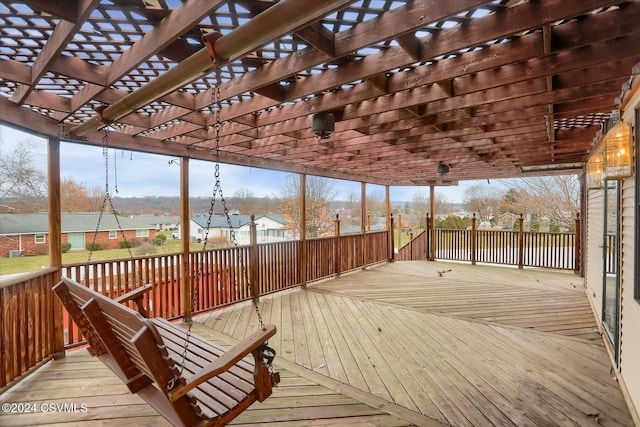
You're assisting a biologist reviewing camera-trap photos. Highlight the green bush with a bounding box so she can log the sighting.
[86,242,101,251]
[152,233,167,246]
[61,242,72,253]
[119,240,131,249]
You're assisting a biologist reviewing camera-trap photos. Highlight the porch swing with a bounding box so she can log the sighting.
[53,65,279,427]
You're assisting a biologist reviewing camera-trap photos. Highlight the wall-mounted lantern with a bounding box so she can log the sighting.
[604,121,633,180]
[586,148,604,190]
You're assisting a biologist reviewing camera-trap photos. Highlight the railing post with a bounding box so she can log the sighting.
[518,213,524,269]
[574,213,581,274]
[426,213,431,260]
[471,213,477,265]
[397,213,402,253]
[335,214,341,277]
[389,213,395,262]
[249,215,260,301]
[409,231,414,259]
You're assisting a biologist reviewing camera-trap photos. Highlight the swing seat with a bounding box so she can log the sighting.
[53,277,278,427]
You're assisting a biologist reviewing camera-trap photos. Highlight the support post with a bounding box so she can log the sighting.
[299,174,307,287]
[574,213,581,274]
[180,158,191,321]
[249,215,260,301]
[48,136,64,357]
[430,185,436,261]
[361,182,367,269]
[334,214,341,277]
[471,213,477,265]
[389,213,395,262]
[518,213,524,269]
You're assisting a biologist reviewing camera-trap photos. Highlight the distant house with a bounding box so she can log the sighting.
[179,214,290,245]
[0,213,156,258]
[143,215,180,233]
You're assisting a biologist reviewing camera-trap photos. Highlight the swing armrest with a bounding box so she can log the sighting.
[169,324,276,402]
[115,284,153,317]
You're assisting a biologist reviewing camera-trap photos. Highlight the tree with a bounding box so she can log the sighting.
[0,139,47,212]
[436,215,472,230]
[463,184,504,222]
[232,188,257,214]
[61,178,92,212]
[411,191,429,228]
[504,175,579,231]
[277,175,336,238]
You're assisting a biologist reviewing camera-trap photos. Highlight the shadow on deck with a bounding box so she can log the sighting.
[0,261,632,426]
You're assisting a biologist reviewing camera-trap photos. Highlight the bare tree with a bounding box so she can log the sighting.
[413,190,452,227]
[504,175,580,230]
[232,188,257,214]
[60,178,92,212]
[411,191,429,228]
[463,183,504,222]
[277,175,336,238]
[0,139,47,212]
[88,185,106,212]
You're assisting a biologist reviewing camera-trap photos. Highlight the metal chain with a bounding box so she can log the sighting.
[85,129,138,286]
[170,65,271,390]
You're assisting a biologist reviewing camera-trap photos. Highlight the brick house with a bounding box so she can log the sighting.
[0,213,156,258]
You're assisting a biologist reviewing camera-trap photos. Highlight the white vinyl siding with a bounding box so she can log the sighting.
[586,182,605,323]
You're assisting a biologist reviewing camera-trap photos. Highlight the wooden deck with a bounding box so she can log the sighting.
[1,261,633,426]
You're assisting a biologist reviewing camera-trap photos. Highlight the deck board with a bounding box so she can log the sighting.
[0,261,633,426]
[198,261,632,426]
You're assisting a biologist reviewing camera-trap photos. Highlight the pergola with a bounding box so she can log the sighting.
[1,0,638,187]
[2,3,640,424]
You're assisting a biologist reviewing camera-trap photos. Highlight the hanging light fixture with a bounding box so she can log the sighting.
[604,121,633,180]
[586,148,604,189]
[312,112,335,140]
[437,163,450,177]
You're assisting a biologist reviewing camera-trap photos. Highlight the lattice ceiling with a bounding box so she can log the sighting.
[1,0,639,185]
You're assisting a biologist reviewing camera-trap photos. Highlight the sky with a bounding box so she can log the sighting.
[0,123,506,204]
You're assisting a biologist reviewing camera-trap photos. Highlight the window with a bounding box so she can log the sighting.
[136,229,149,238]
[109,230,117,239]
[34,234,45,244]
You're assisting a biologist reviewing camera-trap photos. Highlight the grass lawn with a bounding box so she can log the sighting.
[0,240,204,277]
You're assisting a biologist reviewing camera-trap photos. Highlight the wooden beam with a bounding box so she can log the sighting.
[180,158,191,321]
[295,22,335,57]
[395,32,421,61]
[10,0,101,104]
[21,0,79,22]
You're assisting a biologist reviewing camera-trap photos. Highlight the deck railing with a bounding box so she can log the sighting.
[0,268,63,393]
[57,228,390,349]
[1,225,390,392]
[397,214,582,271]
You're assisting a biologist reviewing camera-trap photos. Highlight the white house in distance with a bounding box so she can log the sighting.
[177,214,290,245]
